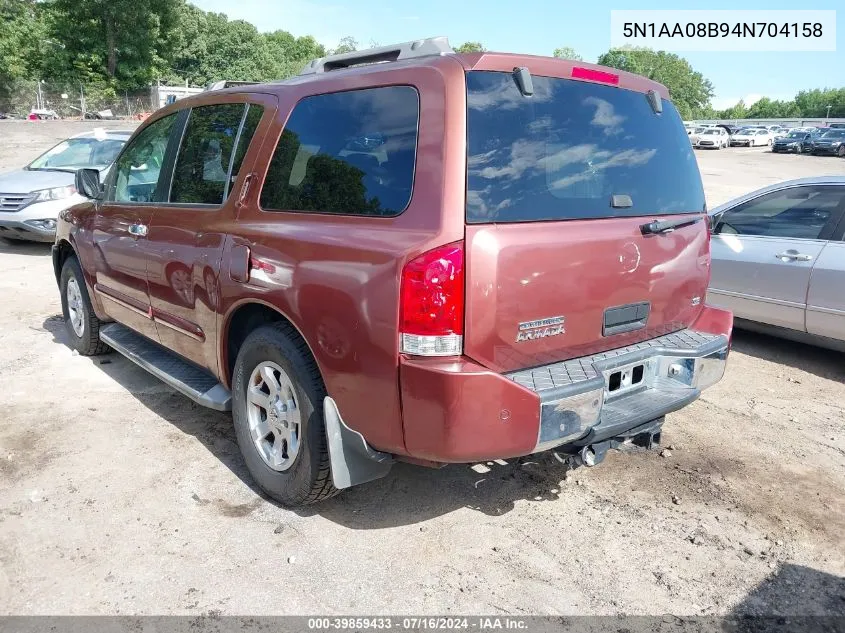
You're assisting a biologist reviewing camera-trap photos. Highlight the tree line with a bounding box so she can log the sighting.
[1,0,842,119]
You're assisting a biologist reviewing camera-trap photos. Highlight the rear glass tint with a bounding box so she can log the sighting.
[466,71,705,223]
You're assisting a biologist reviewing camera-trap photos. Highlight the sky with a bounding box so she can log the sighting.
[192,0,844,108]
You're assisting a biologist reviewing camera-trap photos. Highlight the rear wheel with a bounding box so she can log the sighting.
[59,256,110,356]
[232,323,338,506]
[838,145,845,158]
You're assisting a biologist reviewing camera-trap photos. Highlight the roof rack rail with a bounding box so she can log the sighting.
[299,36,453,75]
[205,80,259,91]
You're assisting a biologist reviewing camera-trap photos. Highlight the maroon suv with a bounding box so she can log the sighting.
[53,38,732,506]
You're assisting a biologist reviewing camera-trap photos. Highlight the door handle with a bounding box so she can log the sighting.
[236,173,255,208]
[775,251,812,262]
[128,223,148,238]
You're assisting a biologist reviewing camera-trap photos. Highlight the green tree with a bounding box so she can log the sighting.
[0,0,47,83]
[794,88,845,118]
[716,100,748,120]
[552,46,582,61]
[455,41,485,53]
[48,0,181,88]
[597,47,714,120]
[332,36,357,55]
[265,30,326,78]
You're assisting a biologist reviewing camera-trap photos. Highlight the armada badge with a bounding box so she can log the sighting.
[516,316,565,342]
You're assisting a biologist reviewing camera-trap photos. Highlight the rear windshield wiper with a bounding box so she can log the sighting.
[640,215,703,235]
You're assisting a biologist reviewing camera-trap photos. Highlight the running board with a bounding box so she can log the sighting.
[100,323,232,411]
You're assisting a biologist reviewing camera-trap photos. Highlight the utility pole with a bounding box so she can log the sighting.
[826,105,832,119]
[36,80,43,110]
[80,84,86,118]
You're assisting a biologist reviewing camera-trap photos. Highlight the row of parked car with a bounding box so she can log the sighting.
[685,122,845,156]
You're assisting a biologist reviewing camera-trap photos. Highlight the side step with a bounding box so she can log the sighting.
[100,323,232,411]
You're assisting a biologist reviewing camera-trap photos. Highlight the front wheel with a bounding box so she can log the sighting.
[838,145,845,158]
[60,256,110,355]
[232,323,339,506]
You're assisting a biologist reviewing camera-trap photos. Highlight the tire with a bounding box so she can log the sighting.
[59,256,110,355]
[838,146,845,158]
[232,322,338,506]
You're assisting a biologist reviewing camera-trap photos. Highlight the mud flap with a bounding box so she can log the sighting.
[323,397,394,489]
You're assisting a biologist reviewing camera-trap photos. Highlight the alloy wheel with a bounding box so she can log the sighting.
[246,361,302,471]
[66,277,85,337]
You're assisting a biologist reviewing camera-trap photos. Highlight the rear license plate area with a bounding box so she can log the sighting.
[604,361,651,398]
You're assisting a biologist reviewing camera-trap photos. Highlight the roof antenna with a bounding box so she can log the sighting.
[512,67,534,97]
[646,89,662,114]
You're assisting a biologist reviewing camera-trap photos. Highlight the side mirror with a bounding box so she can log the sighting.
[707,212,723,233]
[75,168,102,200]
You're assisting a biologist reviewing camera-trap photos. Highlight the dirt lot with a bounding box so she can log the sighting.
[1,121,844,616]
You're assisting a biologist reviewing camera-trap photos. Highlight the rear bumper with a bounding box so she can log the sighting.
[400,305,732,463]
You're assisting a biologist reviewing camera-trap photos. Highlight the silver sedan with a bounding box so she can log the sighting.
[707,176,845,351]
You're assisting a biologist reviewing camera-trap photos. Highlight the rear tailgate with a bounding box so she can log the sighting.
[464,217,710,373]
[462,69,709,374]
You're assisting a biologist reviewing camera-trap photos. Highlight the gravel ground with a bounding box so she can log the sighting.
[1,121,844,616]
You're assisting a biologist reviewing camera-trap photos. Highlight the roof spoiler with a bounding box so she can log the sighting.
[205,80,259,91]
[299,36,453,75]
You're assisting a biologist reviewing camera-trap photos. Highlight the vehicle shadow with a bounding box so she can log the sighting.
[0,238,52,256]
[42,315,575,526]
[726,563,845,625]
[730,328,845,383]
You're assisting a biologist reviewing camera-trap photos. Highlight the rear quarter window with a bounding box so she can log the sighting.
[466,71,705,223]
[259,86,419,217]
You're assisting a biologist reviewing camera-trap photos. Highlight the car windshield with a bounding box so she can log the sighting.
[821,130,845,138]
[465,71,705,222]
[703,129,720,135]
[28,137,126,171]
[787,132,805,138]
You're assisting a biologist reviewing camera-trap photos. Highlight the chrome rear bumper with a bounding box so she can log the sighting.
[506,330,729,452]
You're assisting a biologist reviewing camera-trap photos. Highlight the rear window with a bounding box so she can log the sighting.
[466,71,705,223]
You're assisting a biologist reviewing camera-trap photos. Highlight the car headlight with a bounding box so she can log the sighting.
[25,218,57,231]
[32,185,76,202]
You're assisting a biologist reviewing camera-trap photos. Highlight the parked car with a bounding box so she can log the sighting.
[716,124,739,136]
[772,129,820,153]
[810,129,845,157]
[52,38,732,506]
[0,129,130,242]
[730,128,772,147]
[708,177,845,351]
[696,127,730,149]
[688,126,707,146]
[28,109,59,120]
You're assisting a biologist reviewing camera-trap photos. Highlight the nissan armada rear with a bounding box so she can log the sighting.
[54,37,732,506]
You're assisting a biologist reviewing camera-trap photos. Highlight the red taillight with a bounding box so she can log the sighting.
[399,242,464,356]
[571,67,620,86]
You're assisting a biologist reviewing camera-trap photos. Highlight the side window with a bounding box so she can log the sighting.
[259,86,419,216]
[113,114,176,203]
[170,104,246,205]
[230,104,264,185]
[717,186,843,240]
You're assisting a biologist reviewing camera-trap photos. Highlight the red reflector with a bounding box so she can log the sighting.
[249,256,276,275]
[400,242,464,336]
[572,67,620,86]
